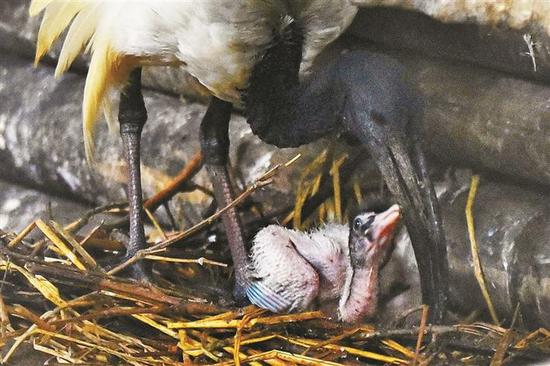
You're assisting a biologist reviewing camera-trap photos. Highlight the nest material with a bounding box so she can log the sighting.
[0,153,549,365]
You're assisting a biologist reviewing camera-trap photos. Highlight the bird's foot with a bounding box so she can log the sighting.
[122,255,153,284]
[233,282,250,307]
[102,255,153,284]
[101,231,153,283]
[232,264,253,306]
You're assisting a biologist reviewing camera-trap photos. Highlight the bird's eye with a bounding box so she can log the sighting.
[353,217,363,231]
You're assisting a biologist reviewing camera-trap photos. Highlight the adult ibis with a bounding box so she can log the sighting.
[30,0,448,321]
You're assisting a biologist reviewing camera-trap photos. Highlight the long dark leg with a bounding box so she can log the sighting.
[118,67,149,279]
[199,97,248,301]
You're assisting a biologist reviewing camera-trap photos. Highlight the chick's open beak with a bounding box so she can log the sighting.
[373,204,401,246]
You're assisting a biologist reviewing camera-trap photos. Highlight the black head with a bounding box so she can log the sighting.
[349,204,401,269]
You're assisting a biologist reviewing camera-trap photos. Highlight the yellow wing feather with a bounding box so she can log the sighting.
[83,43,137,162]
[34,1,86,66]
[29,0,56,17]
[31,0,135,164]
[55,6,98,76]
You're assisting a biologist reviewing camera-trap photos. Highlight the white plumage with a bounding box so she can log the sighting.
[247,223,350,312]
[31,0,357,159]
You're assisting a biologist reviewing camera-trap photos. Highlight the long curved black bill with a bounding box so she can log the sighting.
[344,107,448,322]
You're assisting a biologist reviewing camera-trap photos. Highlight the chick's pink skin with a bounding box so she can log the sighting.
[338,205,401,323]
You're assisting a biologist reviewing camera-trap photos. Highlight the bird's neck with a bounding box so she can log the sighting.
[338,263,379,323]
[244,18,344,148]
[245,18,303,107]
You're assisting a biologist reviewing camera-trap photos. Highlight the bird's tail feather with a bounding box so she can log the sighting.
[30,0,133,164]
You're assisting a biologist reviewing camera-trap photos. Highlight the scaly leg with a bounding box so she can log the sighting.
[199,97,248,301]
[117,67,149,280]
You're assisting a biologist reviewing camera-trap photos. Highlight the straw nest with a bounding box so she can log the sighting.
[0,152,549,365]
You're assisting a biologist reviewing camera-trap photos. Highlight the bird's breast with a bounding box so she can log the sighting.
[114,0,357,103]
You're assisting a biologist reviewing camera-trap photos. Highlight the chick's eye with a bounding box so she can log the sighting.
[353,217,363,231]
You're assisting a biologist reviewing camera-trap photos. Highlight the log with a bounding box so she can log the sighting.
[403,54,550,187]
[0,54,205,204]
[406,54,550,187]
[441,174,550,329]
[383,170,550,329]
[354,0,550,35]
[0,180,90,233]
[349,7,550,83]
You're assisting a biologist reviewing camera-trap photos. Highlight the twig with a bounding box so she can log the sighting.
[144,208,168,240]
[329,154,348,223]
[291,149,329,229]
[49,220,101,271]
[0,293,10,336]
[490,304,521,366]
[522,33,538,72]
[78,222,104,247]
[167,311,322,329]
[279,334,407,365]
[50,305,167,326]
[144,150,203,211]
[25,261,180,305]
[0,247,220,315]
[63,202,129,233]
[234,312,256,366]
[412,305,429,366]
[289,151,367,226]
[391,306,425,328]
[214,349,346,366]
[301,327,363,356]
[107,156,300,276]
[30,202,128,256]
[355,325,461,341]
[7,222,36,249]
[7,304,54,331]
[514,328,550,349]
[465,175,499,325]
[35,219,87,271]
[144,255,227,267]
